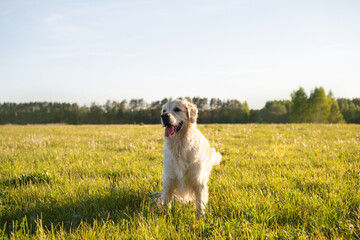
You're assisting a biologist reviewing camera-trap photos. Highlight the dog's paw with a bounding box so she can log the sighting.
[150,191,163,206]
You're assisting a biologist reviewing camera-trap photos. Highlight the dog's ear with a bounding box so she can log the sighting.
[186,102,198,123]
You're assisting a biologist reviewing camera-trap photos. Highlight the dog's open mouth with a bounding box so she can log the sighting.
[164,122,183,137]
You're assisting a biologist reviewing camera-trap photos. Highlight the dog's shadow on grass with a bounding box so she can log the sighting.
[1,176,152,234]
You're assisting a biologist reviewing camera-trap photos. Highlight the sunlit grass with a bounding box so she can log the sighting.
[0,124,359,239]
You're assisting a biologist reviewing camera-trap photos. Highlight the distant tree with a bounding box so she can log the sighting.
[261,100,289,123]
[192,97,209,111]
[240,102,250,123]
[150,100,162,110]
[353,98,360,106]
[338,98,360,123]
[327,92,344,123]
[290,87,308,123]
[210,99,250,123]
[0,91,357,125]
[249,109,262,123]
[327,100,344,123]
[210,98,222,110]
[129,99,147,111]
[306,87,330,123]
[289,87,345,123]
[88,103,105,124]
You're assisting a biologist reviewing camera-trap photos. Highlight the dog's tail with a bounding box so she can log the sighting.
[211,148,222,166]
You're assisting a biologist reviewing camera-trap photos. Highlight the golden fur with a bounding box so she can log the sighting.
[157,99,222,216]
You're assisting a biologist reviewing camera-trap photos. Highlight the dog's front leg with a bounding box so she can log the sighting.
[162,178,176,208]
[195,183,209,216]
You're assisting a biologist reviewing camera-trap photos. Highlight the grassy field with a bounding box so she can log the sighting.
[0,124,359,239]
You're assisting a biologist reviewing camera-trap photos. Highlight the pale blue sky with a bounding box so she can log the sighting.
[1,0,359,109]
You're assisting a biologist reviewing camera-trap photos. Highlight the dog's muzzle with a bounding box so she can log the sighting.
[161,113,183,137]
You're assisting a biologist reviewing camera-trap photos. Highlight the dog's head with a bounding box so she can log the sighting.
[161,99,198,137]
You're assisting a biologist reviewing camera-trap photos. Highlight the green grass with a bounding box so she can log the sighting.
[0,124,359,239]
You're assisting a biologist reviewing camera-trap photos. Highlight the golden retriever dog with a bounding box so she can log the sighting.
[158,99,222,216]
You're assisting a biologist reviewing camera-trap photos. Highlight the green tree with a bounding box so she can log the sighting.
[327,100,344,123]
[338,98,360,123]
[249,109,262,123]
[261,100,289,123]
[290,87,308,123]
[327,92,344,123]
[307,87,330,123]
[88,103,105,124]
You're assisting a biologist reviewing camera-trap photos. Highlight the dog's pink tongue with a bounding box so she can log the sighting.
[165,126,174,137]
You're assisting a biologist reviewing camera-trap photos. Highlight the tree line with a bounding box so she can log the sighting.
[0,87,359,124]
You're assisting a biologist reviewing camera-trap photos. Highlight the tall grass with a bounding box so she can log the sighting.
[0,124,359,239]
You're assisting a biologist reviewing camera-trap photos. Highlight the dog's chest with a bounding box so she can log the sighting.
[173,143,191,164]
[165,139,195,175]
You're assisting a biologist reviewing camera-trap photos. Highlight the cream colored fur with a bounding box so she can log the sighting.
[158,99,222,216]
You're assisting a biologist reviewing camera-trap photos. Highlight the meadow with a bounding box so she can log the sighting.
[0,124,359,239]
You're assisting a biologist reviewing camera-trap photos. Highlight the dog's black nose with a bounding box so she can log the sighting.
[161,114,171,126]
[161,113,170,121]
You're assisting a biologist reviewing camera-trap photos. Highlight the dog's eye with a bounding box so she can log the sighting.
[162,110,166,113]
[174,108,181,112]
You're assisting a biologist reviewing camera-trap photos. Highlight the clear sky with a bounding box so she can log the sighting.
[1,0,359,109]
